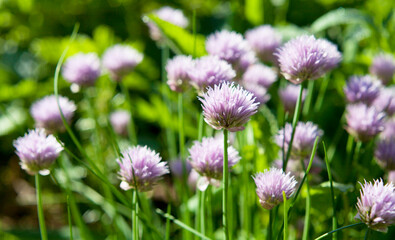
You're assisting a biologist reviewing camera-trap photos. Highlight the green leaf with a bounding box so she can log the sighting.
[317,181,354,193]
[245,0,264,25]
[310,8,377,34]
[146,14,207,57]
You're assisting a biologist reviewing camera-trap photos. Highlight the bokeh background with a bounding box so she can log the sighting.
[1,0,395,239]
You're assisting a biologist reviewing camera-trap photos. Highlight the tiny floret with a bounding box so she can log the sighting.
[355,179,395,232]
[276,122,323,159]
[62,53,101,86]
[275,35,341,84]
[14,129,63,175]
[117,146,169,192]
[30,95,76,133]
[189,56,236,94]
[278,84,307,114]
[370,53,395,85]
[102,44,143,81]
[344,75,381,105]
[199,82,259,132]
[253,168,297,210]
[166,55,195,92]
[245,25,282,64]
[110,110,131,137]
[188,136,240,190]
[345,104,385,142]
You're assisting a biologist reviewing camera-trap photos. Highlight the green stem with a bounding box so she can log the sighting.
[364,228,370,240]
[282,192,288,240]
[302,165,311,240]
[206,186,213,237]
[200,190,206,237]
[314,223,365,240]
[198,113,204,141]
[302,80,314,117]
[268,209,273,240]
[323,142,337,240]
[223,129,229,240]
[35,174,48,240]
[353,141,362,163]
[67,195,74,240]
[120,82,137,145]
[283,84,304,171]
[133,190,139,240]
[314,75,329,112]
[165,204,171,240]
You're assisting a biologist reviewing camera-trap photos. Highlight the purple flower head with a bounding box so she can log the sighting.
[206,30,256,75]
[253,168,297,210]
[188,136,240,191]
[344,75,381,105]
[381,119,395,140]
[373,87,395,116]
[148,6,189,42]
[166,55,195,92]
[62,53,101,86]
[388,171,395,184]
[117,146,169,192]
[375,138,395,170]
[345,104,385,142]
[242,64,278,89]
[102,44,143,81]
[355,179,395,232]
[279,84,307,114]
[189,56,236,94]
[370,54,395,85]
[275,35,342,84]
[243,83,270,105]
[199,82,259,132]
[30,95,76,133]
[245,25,282,63]
[276,121,323,159]
[13,129,63,175]
[110,110,131,137]
[169,159,192,178]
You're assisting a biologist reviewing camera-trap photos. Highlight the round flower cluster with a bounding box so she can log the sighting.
[62,53,101,86]
[370,53,395,85]
[344,75,381,105]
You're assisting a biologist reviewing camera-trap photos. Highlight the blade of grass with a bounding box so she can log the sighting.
[282,191,288,240]
[66,195,74,240]
[314,223,365,240]
[323,142,337,240]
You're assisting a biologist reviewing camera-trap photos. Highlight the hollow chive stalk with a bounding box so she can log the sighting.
[133,190,139,240]
[314,223,365,240]
[323,142,337,240]
[35,174,48,240]
[223,129,229,240]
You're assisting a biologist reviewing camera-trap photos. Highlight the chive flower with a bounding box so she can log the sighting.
[199,82,259,132]
[188,136,240,191]
[62,53,101,86]
[117,146,169,191]
[355,179,395,232]
[102,44,143,81]
[373,87,395,116]
[275,35,341,84]
[279,84,307,114]
[14,129,63,175]
[344,75,381,105]
[30,95,76,133]
[242,64,278,89]
[110,110,131,137]
[245,25,282,64]
[253,168,297,210]
[375,138,395,170]
[345,104,385,142]
[370,53,395,85]
[166,55,195,92]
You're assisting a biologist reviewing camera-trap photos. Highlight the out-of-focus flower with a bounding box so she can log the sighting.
[102,44,143,81]
[388,171,395,184]
[169,159,192,178]
[375,138,395,170]
[380,119,395,140]
[206,30,256,75]
[275,35,341,84]
[370,54,395,85]
[189,56,236,94]
[147,6,189,42]
[344,75,381,105]
[166,55,195,92]
[62,53,101,86]
[355,179,395,232]
[30,95,76,133]
[279,84,307,114]
[243,83,270,105]
[199,82,259,132]
[242,64,278,89]
[188,136,240,191]
[345,104,385,142]
[253,168,297,210]
[110,110,131,137]
[14,129,63,175]
[117,146,169,192]
[276,122,323,159]
[245,25,282,64]
[373,87,395,116]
